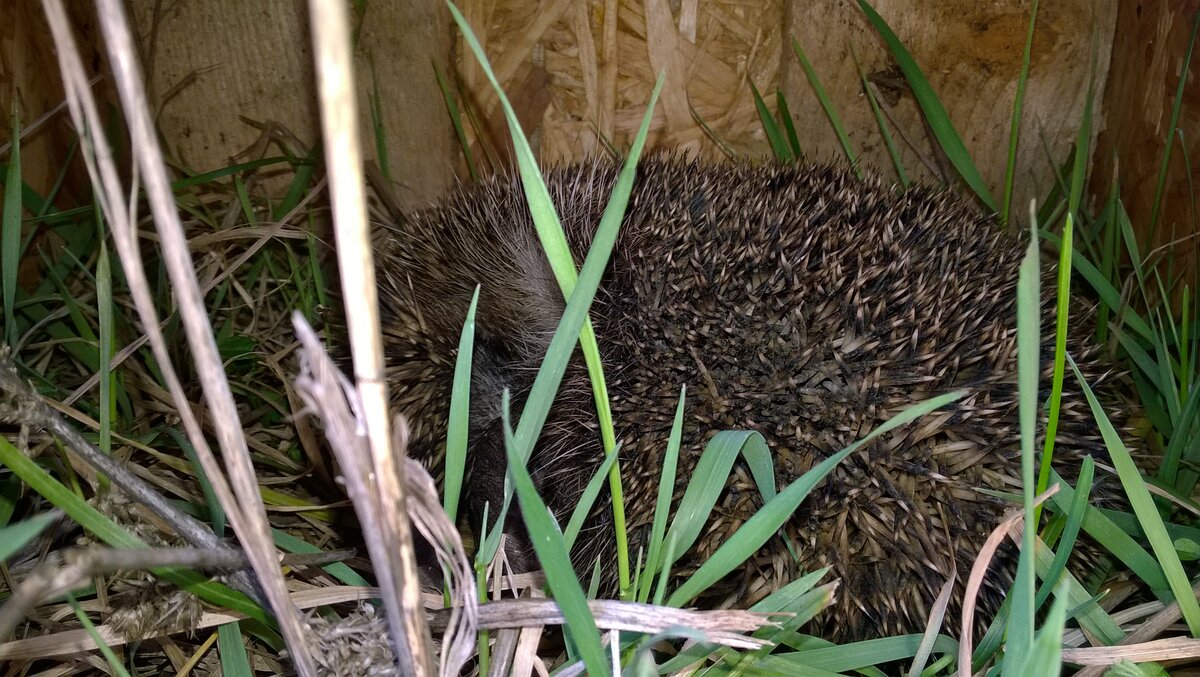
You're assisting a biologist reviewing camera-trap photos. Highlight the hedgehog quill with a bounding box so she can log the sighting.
[375,157,1123,642]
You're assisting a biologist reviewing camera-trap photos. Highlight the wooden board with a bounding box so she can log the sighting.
[124,0,457,210]
[782,0,1116,220]
[1092,0,1200,299]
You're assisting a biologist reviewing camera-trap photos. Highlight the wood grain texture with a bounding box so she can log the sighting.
[1092,0,1200,298]
[126,0,456,210]
[783,0,1116,220]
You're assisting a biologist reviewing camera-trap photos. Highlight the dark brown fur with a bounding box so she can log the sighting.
[376,157,1122,642]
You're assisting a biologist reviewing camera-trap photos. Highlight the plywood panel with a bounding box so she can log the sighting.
[783,0,1116,220]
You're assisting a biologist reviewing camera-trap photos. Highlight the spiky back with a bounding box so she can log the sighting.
[378,157,1122,642]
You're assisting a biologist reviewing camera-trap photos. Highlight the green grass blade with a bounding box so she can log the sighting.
[66,592,133,677]
[1096,174,1121,343]
[667,391,965,607]
[272,529,370,586]
[775,91,803,159]
[273,146,320,221]
[850,42,907,187]
[1181,287,1191,399]
[660,430,771,574]
[449,0,662,596]
[97,239,115,461]
[1035,62,1092,521]
[3,110,23,348]
[1033,532,1124,646]
[855,0,996,210]
[761,635,958,673]
[218,622,254,677]
[561,449,618,553]
[751,80,795,163]
[1000,0,1040,224]
[791,38,857,172]
[367,55,392,181]
[500,395,608,676]
[170,429,226,536]
[1160,381,1200,493]
[1034,211,1073,523]
[1036,456,1093,611]
[443,285,479,523]
[638,385,685,603]
[1039,228,1154,341]
[689,101,739,159]
[1068,355,1200,634]
[0,436,270,625]
[1006,217,1041,670]
[0,510,60,561]
[1019,580,1067,677]
[1048,468,1168,593]
[433,61,478,182]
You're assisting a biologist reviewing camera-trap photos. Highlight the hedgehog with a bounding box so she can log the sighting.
[374,156,1123,642]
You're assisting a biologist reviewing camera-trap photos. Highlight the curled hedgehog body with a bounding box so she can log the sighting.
[377,157,1121,642]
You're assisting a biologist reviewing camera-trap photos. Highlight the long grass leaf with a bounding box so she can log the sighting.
[854,0,996,210]
[449,0,662,595]
[367,55,391,181]
[1000,0,1039,224]
[443,286,479,523]
[1068,355,1200,634]
[218,622,254,677]
[500,396,608,675]
[638,385,685,603]
[1019,580,1066,676]
[0,510,60,561]
[660,430,770,573]
[561,449,618,554]
[850,42,907,187]
[751,80,794,163]
[1005,216,1041,671]
[433,61,478,182]
[775,91,803,159]
[1036,457,1093,611]
[667,390,965,606]
[0,436,270,625]
[66,593,133,677]
[1147,9,1200,245]
[1035,210,1072,523]
[791,38,857,172]
[760,635,958,673]
[97,239,114,461]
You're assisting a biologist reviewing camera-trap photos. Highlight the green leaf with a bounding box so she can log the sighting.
[0,510,61,561]
[751,80,795,163]
[0,435,270,626]
[67,592,133,677]
[501,395,608,676]
[638,386,686,603]
[855,0,996,210]
[444,285,479,523]
[448,0,662,596]
[1067,355,1200,634]
[791,38,857,172]
[218,622,254,677]
[667,391,965,606]
[1000,0,1040,224]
